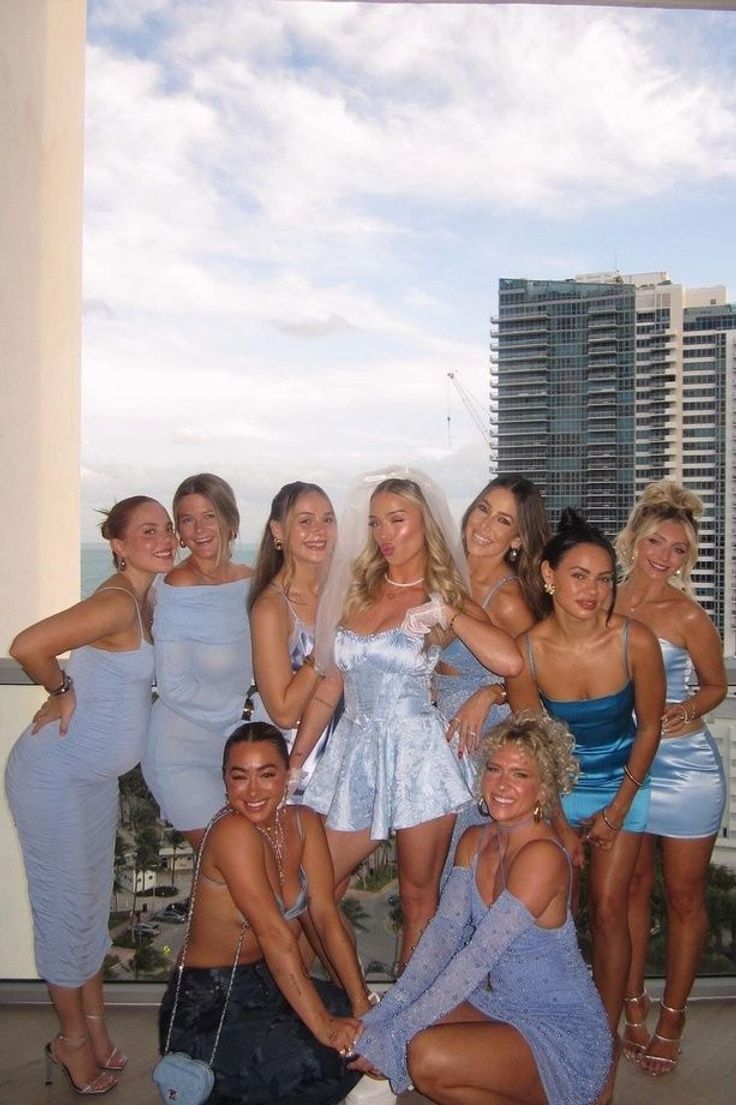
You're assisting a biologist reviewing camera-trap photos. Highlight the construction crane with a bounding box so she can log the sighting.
[446,372,496,466]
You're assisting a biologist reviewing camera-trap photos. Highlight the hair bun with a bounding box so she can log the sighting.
[640,480,703,521]
[557,507,586,532]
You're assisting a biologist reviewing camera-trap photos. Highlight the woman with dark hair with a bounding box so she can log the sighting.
[142,473,260,848]
[436,473,549,759]
[6,497,176,1095]
[353,713,611,1105]
[506,508,665,1102]
[292,467,522,970]
[615,482,727,1075]
[248,482,337,793]
[158,722,369,1105]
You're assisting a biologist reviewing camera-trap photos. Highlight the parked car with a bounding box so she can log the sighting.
[170,898,190,916]
[131,921,160,940]
[155,906,187,924]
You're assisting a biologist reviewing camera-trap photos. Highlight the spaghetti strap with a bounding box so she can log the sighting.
[270,582,299,623]
[524,632,538,680]
[622,618,631,680]
[481,574,516,611]
[97,586,145,640]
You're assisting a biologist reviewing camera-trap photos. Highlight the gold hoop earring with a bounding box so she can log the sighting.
[477,797,490,818]
[533,802,544,823]
[179,539,187,549]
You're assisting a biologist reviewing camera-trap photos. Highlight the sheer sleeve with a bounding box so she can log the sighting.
[358,889,533,1093]
[362,866,472,1022]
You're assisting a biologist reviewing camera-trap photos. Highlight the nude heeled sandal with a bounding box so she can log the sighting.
[621,990,650,1062]
[642,1001,686,1076]
[85,1013,129,1071]
[44,1034,118,1095]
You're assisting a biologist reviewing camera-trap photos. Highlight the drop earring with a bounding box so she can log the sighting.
[119,557,126,572]
[508,547,519,563]
[543,579,555,596]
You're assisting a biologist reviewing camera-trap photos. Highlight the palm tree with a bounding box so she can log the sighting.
[167,828,186,890]
[340,897,370,934]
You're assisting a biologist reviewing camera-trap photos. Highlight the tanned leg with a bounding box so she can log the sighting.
[394,814,455,972]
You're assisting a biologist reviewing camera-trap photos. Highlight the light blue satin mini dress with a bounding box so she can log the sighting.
[304,627,472,839]
[645,638,726,838]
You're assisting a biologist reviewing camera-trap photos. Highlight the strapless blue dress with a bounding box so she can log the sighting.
[358,832,611,1104]
[646,638,725,838]
[304,627,472,838]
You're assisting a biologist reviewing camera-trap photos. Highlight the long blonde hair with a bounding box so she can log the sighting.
[344,478,467,623]
[616,481,702,594]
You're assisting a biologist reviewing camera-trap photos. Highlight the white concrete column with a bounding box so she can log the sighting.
[0,0,86,979]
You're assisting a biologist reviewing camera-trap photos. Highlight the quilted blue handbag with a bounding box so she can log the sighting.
[152,1051,215,1105]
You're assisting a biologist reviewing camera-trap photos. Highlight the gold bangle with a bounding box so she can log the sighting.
[624,765,643,789]
[449,610,461,631]
[602,808,622,833]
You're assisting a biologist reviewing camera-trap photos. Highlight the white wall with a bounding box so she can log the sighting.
[0,0,86,979]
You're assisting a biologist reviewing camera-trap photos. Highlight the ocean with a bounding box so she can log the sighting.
[81,543,259,596]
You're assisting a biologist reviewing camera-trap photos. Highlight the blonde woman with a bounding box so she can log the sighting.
[615,482,726,1076]
[293,469,522,970]
[142,473,257,849]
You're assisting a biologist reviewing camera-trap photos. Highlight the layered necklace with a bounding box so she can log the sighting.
[256,806,286,885]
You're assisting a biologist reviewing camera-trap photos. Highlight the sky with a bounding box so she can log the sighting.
[81,0,736,542]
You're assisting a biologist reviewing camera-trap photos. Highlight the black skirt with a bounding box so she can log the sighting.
[159,961,361,1105]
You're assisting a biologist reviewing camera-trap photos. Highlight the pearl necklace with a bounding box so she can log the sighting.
[256,807,286,885]
[385,573,425,589]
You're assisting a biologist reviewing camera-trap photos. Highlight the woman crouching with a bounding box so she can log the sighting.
[354,713,612,1105]
[159,722,370,1105]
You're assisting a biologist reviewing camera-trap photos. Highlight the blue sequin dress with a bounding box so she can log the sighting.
[358,831,611,1104]
[304,627,472,838]
[5,590,154,987]
[646,638,725,838]
[527,623,651,831]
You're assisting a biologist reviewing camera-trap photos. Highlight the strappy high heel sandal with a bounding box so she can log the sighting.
[622,990,650,1063]
[85,1012,129,1071]
[44,1034,118,1095]
[642,1001,686,1076]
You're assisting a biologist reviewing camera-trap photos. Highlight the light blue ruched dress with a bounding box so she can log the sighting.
[358,831,611,1104]
[142,577,261,830]
[5,591,153,987]
[645,638,726,838]
[304,627,472,838]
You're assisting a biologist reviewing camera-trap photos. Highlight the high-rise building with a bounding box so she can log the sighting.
[492,272,736,652]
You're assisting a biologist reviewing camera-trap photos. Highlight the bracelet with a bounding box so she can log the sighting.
[302,653,325,678]
[602,808,622,833]
[49,672,73,697]
[624,765,644,788]
[448,610,461,631]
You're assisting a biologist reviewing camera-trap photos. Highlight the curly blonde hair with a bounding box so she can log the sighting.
[479,711,579,819]
[615,481,702,594]
[344,478,467,641]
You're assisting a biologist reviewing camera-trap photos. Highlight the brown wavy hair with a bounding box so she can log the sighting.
[461,474,550,621]
[98,496,158,569]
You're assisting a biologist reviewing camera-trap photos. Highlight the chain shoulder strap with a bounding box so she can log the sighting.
[162,807,248,1062]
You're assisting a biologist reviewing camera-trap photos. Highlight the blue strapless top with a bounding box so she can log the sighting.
[659,638,692,704]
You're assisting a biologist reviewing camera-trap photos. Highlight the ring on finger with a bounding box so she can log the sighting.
[468,729,477,737]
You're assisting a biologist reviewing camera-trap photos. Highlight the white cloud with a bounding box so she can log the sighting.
[79,1,736,538]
